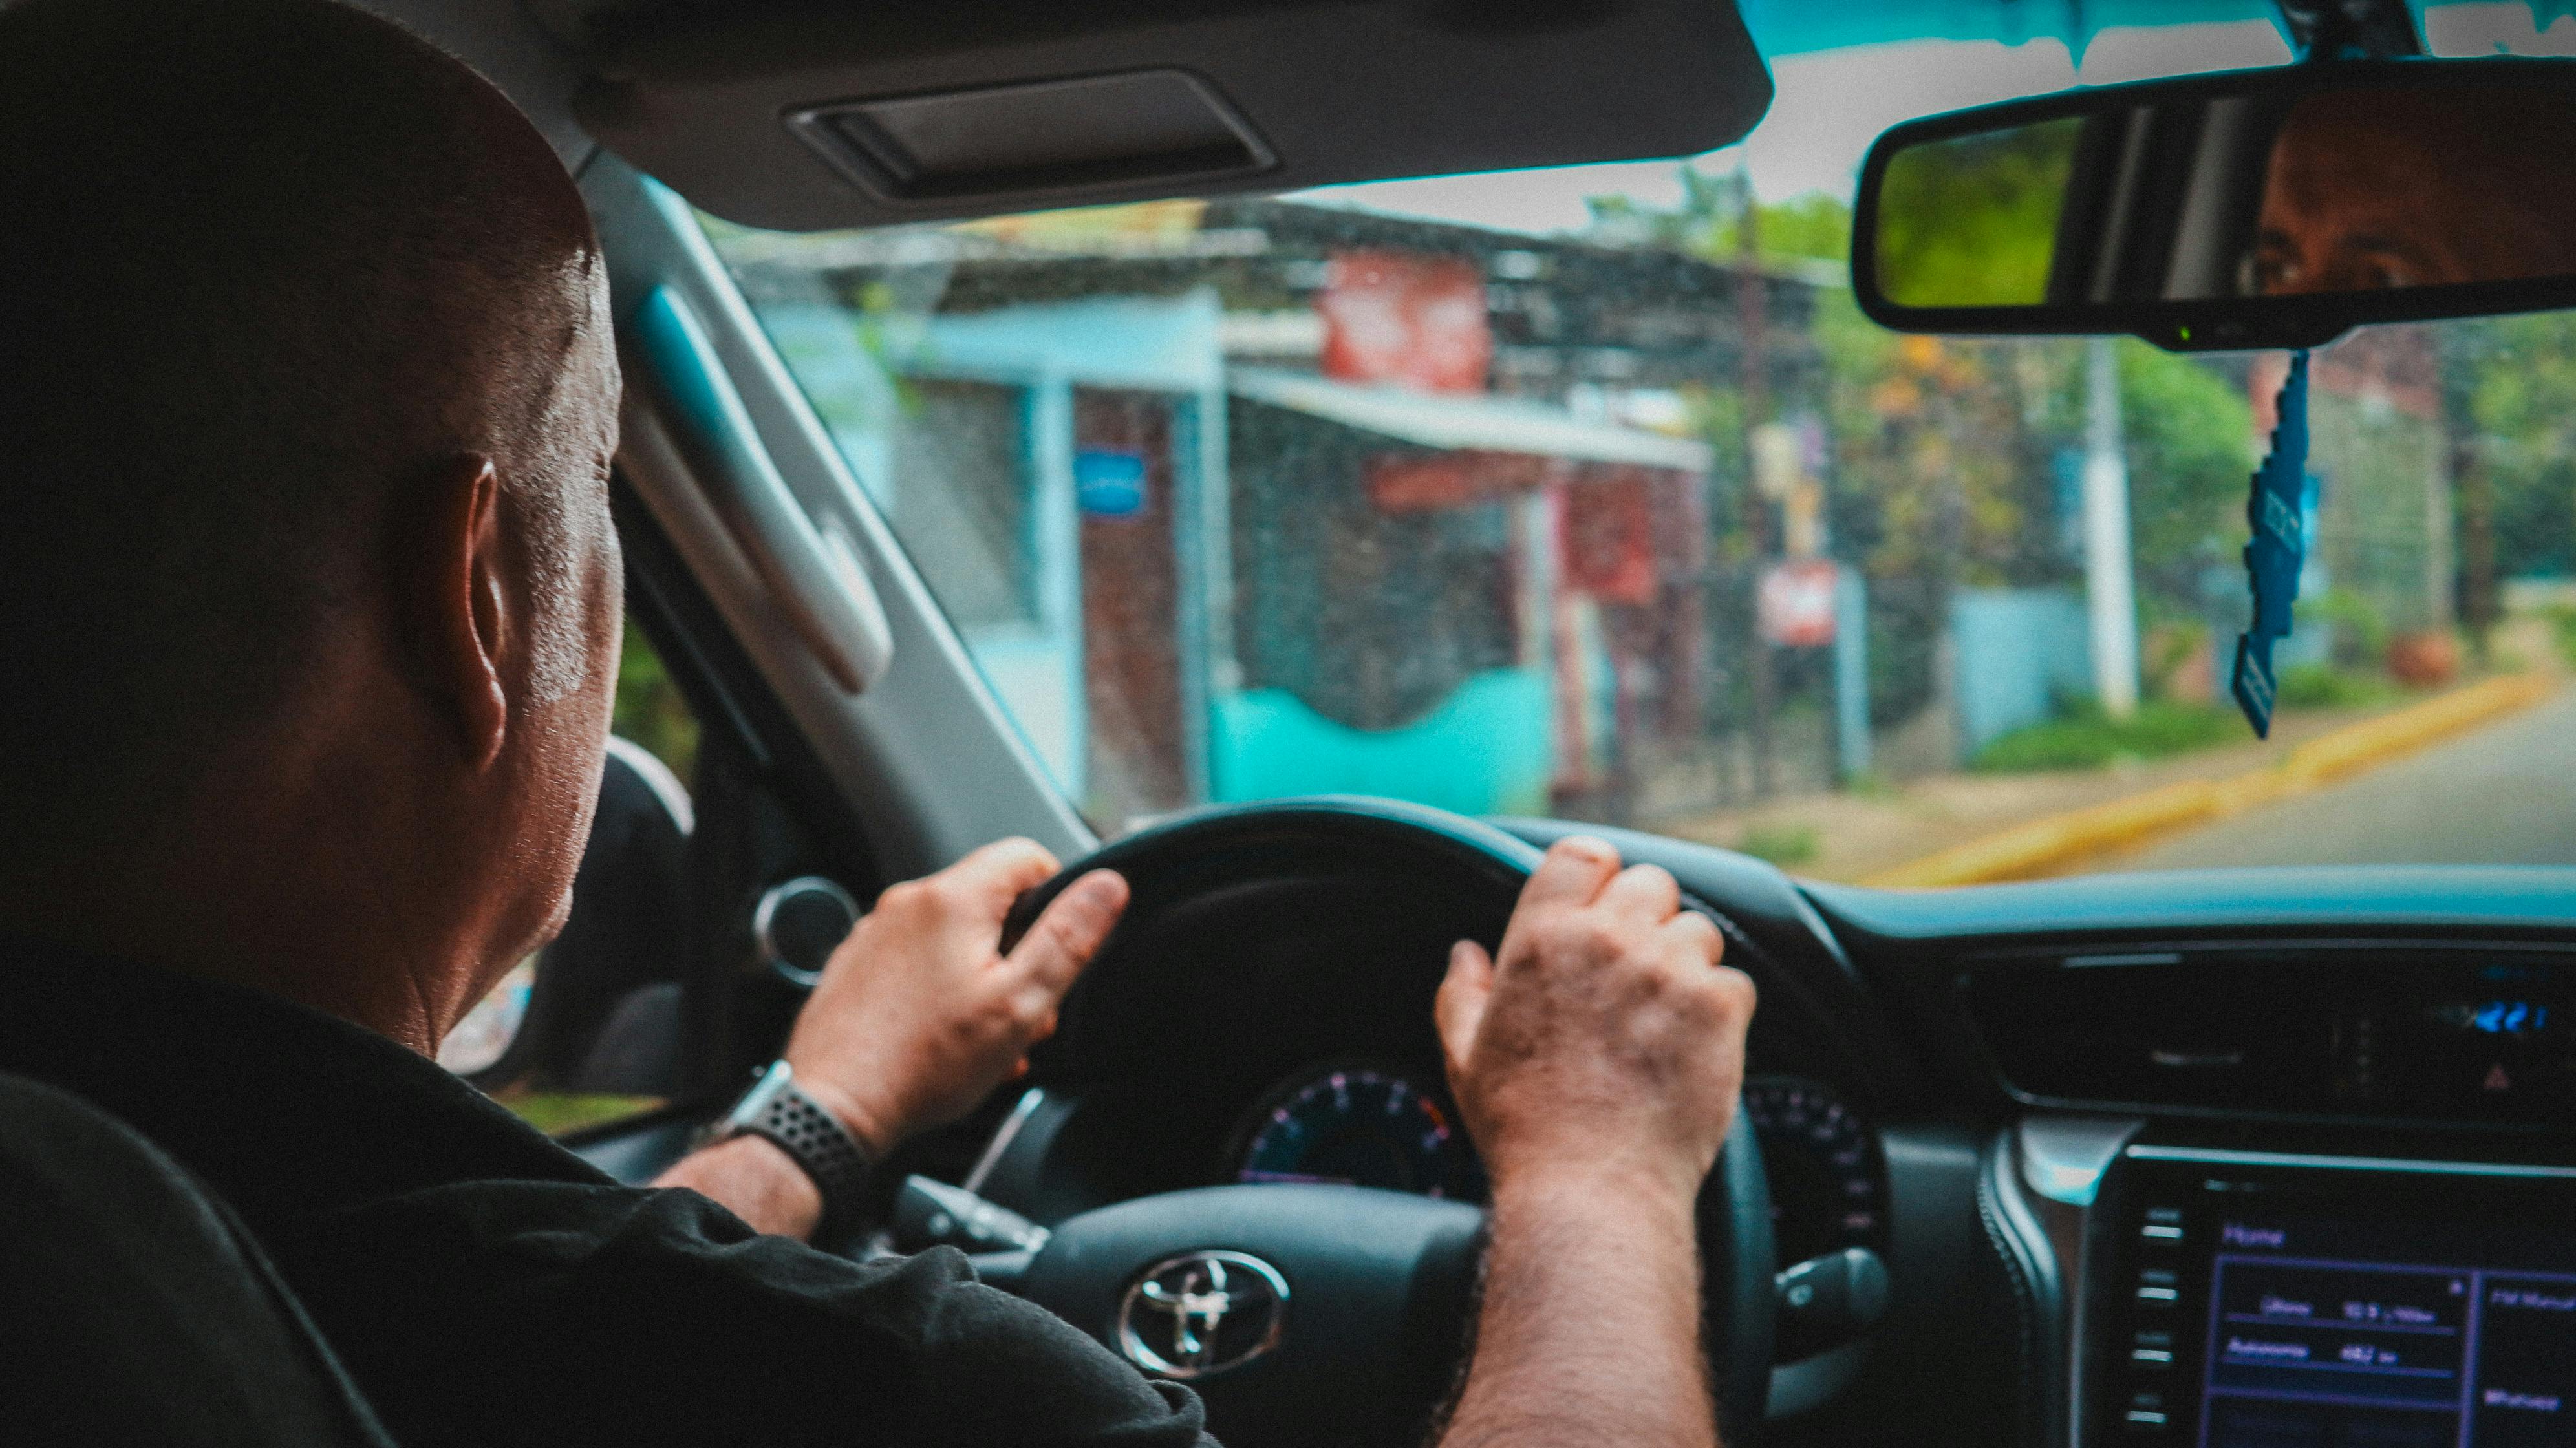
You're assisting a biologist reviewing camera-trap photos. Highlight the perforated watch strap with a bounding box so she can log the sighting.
[740,1080,875,1239]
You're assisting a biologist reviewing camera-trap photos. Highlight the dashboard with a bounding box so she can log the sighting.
[604,820,2576,1448]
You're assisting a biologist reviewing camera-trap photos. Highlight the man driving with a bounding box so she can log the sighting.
[0,2,1756,1445]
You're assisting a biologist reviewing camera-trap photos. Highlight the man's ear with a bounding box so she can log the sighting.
[415,456,510,770]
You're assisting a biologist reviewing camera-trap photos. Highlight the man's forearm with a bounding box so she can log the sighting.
[1437,1167,1717,1448]
[654,1135,824,1240]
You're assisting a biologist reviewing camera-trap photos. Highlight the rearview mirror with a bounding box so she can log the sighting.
[1853,59,2576,351]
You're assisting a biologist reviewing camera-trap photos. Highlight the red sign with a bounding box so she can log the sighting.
[1758,561,1840,648]
[1315,250,1490,393]
[1364,451,1553,513]
[1560,474,1658,606]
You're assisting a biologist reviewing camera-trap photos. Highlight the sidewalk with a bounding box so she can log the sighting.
[1653,623,2563,884]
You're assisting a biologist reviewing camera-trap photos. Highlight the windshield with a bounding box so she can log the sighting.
[706,6,2576,885]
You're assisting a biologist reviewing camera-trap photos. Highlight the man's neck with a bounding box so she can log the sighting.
[0,730,490,1058]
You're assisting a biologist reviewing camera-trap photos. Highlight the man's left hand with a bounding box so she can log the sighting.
[782,840,1128,1157]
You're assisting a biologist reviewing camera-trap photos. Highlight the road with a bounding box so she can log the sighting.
[2125,687,2576,870]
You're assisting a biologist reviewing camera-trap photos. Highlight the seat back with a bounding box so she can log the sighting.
[0,1072,395,1447]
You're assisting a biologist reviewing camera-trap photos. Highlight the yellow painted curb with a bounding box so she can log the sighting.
[1862,672,2558,889]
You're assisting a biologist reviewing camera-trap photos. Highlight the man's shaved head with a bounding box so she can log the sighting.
[0,0,616,862]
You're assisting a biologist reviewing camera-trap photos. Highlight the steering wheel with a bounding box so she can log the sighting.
[993,798,1776,1448]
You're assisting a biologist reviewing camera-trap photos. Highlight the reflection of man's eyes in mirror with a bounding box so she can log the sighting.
[2330,236,2424,292]
[2251,226,2429,296]
[2244,230,2301,296]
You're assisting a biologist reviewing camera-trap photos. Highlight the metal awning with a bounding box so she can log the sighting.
[1228,367,1713,473]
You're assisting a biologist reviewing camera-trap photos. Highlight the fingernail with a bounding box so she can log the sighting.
[1450,940,1474,968]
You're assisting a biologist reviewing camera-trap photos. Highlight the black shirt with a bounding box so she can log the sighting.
[0,937,1216,1448]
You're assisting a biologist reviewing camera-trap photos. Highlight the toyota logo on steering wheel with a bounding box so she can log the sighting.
[1116,1251,1291,1379]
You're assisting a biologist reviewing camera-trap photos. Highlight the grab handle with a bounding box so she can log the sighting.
[629,284,892,694]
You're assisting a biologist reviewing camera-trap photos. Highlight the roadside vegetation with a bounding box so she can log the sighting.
[1970,697,2242,772]
[1734,820,1821,866]
[613,621,700,784]
[493,1089,667,1138]
[2548,606,2576,669]
[1970,654,2434,774]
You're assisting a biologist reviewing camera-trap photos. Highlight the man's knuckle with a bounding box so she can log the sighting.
[1712,967,1758,1014]
[1578,914,1629,955]
[1550,835,1613,866]
[1526,914,1578,958]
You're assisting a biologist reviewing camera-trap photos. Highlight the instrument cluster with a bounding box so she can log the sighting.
[1220,1061,1886,1260]
[1227,1061,1484,1200]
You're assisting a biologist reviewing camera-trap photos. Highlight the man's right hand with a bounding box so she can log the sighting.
[1436,835,1755,1205]
[1430,835,1756,1448]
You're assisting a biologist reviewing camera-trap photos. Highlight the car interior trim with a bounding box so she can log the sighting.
[2124,1144,2576,1180]
[1979,1130,2066,1448]
[628,282,896,695]
[533,0,1774,232]
[354,0,594,169]
[2017,1116,2145,1209]
[2011,1120,2145,1448]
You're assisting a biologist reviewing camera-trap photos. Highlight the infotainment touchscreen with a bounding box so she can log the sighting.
[2089,1149,2576,1447]
[2200,1217,2576,1445]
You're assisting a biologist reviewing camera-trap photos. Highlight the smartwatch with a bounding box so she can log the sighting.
[709,1061,877,1240]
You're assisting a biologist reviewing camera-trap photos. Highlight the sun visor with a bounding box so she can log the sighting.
[530,0,1774,231]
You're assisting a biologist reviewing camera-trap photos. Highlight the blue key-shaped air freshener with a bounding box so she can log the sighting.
[2230,350,2312,738]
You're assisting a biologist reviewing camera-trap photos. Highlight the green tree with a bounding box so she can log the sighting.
[2462,312,2576,582]
[2116,343,2257,623]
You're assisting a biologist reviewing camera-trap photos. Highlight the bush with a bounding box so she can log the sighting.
[2297,587,2390,670]
[2275,663,2398,710]
[1971,698,2244,772]
[1735,822,1821,866]
[2549,606,2576,669]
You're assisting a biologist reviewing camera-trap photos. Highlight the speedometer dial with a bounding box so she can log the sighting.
[1743,1076,1886,1266]
[1234,1064,1481,1200]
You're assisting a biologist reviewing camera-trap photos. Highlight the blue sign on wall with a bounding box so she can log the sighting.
[1075,450,1149,518]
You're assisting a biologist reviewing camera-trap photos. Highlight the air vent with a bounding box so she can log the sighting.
[786,69,1275,207]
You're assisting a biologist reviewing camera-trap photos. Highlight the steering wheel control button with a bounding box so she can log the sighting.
[1774,1246,1891,1359]
[894,1176,1050,1255]
[2126,1392,2170,1432]
[753,876,859,988]
[2137,1267,2180,1304]
[2141,1206,2185,1242]
[1117,1251,1290,1379]
[2132,1329,2175,1367]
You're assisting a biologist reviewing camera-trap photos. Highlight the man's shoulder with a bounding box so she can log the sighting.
[0,936,606,1220]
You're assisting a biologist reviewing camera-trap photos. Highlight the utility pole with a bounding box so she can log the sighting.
[2082,337,2140,716]
[2443,328,2497,655]
[1735,169,1777,795]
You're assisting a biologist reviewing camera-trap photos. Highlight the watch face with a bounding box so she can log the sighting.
[730,1061,794,1126]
